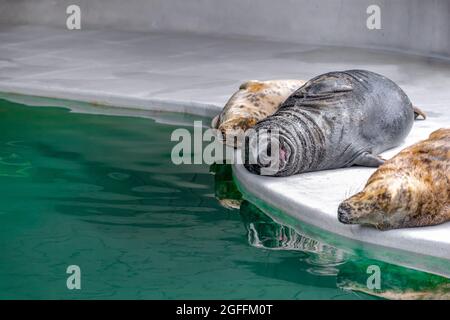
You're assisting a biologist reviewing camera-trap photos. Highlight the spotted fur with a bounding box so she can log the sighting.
[211,79,305,147]
[338,128,450,230]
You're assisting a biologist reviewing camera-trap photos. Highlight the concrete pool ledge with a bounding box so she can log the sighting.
[0,82,220,118]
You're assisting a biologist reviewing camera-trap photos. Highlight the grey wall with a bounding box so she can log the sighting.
[1,0,449,58]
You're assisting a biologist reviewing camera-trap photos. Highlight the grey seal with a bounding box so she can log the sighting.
[244,69,425,176]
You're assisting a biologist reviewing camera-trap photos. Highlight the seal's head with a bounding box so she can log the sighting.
[244,121,300,176]
[216,117,259,148]
[338,170,435,230]
[212,79,305,148]
[338,178,398,230]
[243,109,321,177]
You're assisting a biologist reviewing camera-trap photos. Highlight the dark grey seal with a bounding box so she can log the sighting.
[244,69,424,176]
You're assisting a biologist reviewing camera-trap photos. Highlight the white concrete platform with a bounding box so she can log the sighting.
[0,25,320,117]
[0,25,449,276]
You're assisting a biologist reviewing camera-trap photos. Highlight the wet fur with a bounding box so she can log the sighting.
[339,128,450,230]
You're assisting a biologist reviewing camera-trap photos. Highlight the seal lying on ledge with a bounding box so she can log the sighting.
[244,69,425,176]
[211,79,305,147]
[338,128,449,230]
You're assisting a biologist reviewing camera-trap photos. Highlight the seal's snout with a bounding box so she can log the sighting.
[337,202,354,224]
[244,130,286,176]
[217,120,248,148]
[338,190,389,228]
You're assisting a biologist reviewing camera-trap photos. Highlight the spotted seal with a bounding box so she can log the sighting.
[244,70,426,176]
[338,128,449,230]
[211,79,305,147]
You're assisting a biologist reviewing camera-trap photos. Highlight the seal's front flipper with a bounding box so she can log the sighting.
[306,77,353,96]
[353,152,385,167]
[289,75,353,103]
[413,106,427,120]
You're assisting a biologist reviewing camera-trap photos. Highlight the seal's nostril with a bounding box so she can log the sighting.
[337,203,352,224]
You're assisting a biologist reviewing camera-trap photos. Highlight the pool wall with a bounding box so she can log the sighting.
[1,0,449,59]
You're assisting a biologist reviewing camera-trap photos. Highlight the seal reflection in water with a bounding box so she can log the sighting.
[338,128,449,230]
[337,260,450,300]
[244,70,425,176]
[239,200,347,276]
[211,79,305,148]
[210,163,242,209]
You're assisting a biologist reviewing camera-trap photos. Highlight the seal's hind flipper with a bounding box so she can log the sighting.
[413,106,426,120]
[239,80,262,90]
[353,152,385,167]
[211,115,220,129]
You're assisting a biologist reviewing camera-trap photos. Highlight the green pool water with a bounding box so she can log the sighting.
[0,97,448,300]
